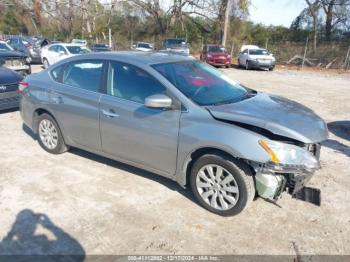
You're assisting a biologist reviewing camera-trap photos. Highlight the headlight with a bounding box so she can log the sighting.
[26,57,32,63]
[207,54,212,58]
[259,139,319,170]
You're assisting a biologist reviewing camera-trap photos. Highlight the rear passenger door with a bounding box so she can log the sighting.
[49,60,105,150]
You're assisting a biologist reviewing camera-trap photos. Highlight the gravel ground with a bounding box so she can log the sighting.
[0,65,349,256]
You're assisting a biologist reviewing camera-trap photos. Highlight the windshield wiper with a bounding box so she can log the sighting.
[206,92,256,106]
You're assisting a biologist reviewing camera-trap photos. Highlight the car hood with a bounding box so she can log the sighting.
[206,93,328,143]
[0,67,22,84]
[0,51,27,58]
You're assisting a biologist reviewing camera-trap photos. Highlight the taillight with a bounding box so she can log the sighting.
[18,81,28,94]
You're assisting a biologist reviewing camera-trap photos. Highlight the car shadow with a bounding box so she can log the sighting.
[322,139,350,157]
[322,121,350,158]
[22,124,37,140]
[0,209,85,261]
[0,107,18,114]
[327,121,350,141]
[22,125,197,206]
[69,147,196,202]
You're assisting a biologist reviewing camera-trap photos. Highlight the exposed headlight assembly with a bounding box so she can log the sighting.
[259,139,320,172]
[26,57,32,64]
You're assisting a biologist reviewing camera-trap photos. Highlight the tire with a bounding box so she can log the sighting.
[245,61,250,70]
[43,58,49,69]
[190,153,255,216]
[36,113,69,154]
[269,66,275,71]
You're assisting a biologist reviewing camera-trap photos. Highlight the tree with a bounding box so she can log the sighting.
[305,0,321,52]
[321,0,350,40]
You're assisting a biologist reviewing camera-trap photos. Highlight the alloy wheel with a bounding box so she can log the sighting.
[195,164,239,211]
[38,119,58,150]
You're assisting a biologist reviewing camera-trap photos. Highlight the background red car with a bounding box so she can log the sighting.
[200,44,231,68]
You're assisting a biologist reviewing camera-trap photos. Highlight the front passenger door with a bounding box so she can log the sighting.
[99,62,181,176]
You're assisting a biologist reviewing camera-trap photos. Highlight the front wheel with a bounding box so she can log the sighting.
[190,154,255,216]
[245,61,251,70]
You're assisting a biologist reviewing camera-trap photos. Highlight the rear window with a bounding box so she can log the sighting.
[62,61,103,92]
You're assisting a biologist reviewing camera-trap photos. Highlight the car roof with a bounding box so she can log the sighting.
[61,51,194,65]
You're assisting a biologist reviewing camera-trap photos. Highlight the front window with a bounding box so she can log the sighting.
[0,42,13,51]
[66,46,90,54]
[249,49,269,55]
[107,62,165,104]
[208,46,226,53]
[153,61,248,106]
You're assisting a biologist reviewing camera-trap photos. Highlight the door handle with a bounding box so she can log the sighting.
[102,109,119,118]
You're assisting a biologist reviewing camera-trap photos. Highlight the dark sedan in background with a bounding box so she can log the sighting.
[0,66,23,110]
[0,41,31,76]
[91,43,111,52]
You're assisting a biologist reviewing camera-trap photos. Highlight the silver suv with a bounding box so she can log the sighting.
[19,52,328,216]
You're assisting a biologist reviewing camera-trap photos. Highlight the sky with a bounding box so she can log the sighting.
[249,0,307,27]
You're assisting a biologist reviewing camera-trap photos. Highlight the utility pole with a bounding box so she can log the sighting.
[302,37,309,70]
[109,28,112,50]
[222,0,232,47]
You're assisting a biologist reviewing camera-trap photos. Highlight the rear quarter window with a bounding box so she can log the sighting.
[50,65,65,81]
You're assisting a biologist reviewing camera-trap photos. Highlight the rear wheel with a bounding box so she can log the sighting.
[37,113,69,154]
[43,58,49,69]
[190,154,255,216]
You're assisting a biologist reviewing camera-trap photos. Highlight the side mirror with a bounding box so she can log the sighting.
[145,94,172,109]
[59,50,66,56]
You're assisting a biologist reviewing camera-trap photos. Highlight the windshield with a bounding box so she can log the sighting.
[67,46,90,54]
[95,44,108,48]
[208,46,226,53]
[152,61,248,106]
[0,42,13,51]
[249,49,269,55]
[166,39,186,46]
[138,43,152,49]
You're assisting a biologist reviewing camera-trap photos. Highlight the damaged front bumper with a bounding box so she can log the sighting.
[251,150,322,206]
